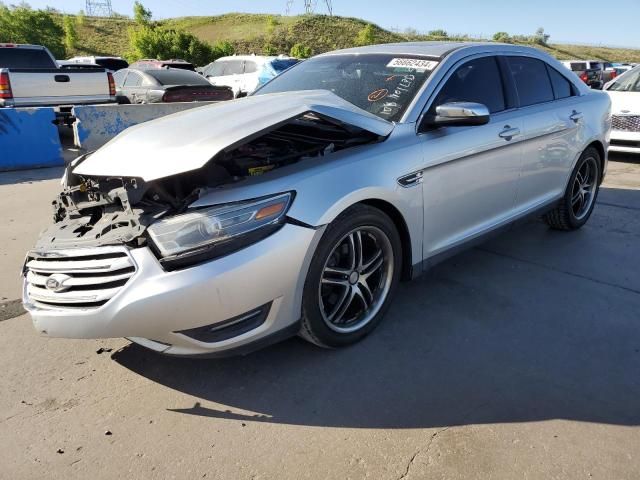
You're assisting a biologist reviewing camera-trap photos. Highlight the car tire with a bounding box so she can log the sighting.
[299,204,402,348]
[543,146,601,231]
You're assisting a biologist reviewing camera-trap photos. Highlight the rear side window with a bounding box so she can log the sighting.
[226,60,244,75]
[244,61,258,74]
[124,72,142,86]
[0,47,56,69]
[432,56,505,113]
[546,66,573,99]
[569,62,587,72]
[206,62,226,76]
[112,70,127,86]
[507,56,554,107]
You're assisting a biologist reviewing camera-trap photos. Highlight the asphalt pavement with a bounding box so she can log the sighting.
[0,155,639,479]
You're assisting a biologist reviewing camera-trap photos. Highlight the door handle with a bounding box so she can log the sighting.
[54,75,70,82]
[498,126,520,140]
[570,111,583,123]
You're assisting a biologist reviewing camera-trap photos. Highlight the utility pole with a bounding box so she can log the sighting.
[85,0,113,17]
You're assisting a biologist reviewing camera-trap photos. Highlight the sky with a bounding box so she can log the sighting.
[21,0,640,47]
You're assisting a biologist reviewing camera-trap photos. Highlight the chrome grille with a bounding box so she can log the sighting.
[611,114,640,132]
[24,247,136,309]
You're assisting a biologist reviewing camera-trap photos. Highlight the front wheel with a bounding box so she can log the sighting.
[300,204,402,348]
[544,146,601,230]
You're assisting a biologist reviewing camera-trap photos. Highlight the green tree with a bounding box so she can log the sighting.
[133,1,152,25]
[128,26,220,66]
[355,24,376,46]
[290,43,312,59]
[428,29,448,38]
[533,27,550,45]
[493,31,511,43]
[0,4,65,58]
[63,15,78,52]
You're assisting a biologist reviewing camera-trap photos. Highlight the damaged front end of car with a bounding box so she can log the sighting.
[34,99,391,268]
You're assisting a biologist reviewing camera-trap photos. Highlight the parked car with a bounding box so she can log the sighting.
[560,60,617,89]
[112,68,233,104]
[0,43,115,108]
[200,55,299,97]
[604,65,640,154]
[23,43,610,357]
[64,56,129,73]
[129,59,195,71]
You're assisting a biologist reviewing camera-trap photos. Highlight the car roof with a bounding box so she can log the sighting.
[316,41,542,59]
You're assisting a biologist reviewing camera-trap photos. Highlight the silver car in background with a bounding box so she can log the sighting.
[22,42,611,357]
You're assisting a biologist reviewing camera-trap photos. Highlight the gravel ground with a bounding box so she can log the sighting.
[0,155,638,479]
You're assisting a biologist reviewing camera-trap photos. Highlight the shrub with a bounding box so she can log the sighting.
[290,43,312,58]
[63,15,78,51]
[356,24,376,46]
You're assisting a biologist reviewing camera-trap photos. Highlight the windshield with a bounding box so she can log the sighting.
[255,54,438,122]
[607,68,640,92]
[147,69,210,86]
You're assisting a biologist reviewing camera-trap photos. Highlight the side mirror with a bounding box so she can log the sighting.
[422,102,490,129]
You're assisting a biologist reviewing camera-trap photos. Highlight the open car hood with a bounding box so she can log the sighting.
[73,90,394,181]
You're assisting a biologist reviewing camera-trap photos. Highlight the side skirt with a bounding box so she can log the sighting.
[411,197,561,278]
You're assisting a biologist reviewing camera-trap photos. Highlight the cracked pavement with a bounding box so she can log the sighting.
[0,156,639,479]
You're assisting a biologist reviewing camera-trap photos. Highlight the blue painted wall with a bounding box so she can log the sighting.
[0,108,63,171]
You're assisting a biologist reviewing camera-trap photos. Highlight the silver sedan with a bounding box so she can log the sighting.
[23,42,611,356]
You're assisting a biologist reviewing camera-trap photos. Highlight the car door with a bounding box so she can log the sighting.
[505,56,584,210]
[418,55,525,260]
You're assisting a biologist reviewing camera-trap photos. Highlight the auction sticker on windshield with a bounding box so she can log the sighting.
[386,58,439,71]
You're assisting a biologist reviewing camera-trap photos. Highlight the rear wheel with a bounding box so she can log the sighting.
[300,205,402,348]
[544,147,601,230]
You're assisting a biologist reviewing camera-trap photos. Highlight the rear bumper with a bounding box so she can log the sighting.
[2,96,116,108]
[24,223,324,356]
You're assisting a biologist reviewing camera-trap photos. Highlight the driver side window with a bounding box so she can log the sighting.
[432,56,506,114]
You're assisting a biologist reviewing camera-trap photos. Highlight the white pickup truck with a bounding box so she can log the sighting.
[0,43,116,108]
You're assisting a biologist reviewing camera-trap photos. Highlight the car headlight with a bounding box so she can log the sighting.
[147,192,293,269]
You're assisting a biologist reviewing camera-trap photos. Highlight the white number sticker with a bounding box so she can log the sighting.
[386,58,439,71]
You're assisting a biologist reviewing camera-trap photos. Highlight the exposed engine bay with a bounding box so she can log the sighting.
[36,113,383,251]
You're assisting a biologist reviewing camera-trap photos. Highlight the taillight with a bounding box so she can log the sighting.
[107,72,116,96]
[162,89,229,102]
[610,70,617,79]
[0,72,13,99]
[580,72,588,83]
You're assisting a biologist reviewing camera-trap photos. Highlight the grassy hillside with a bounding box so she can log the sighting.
[65,12,640,63]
